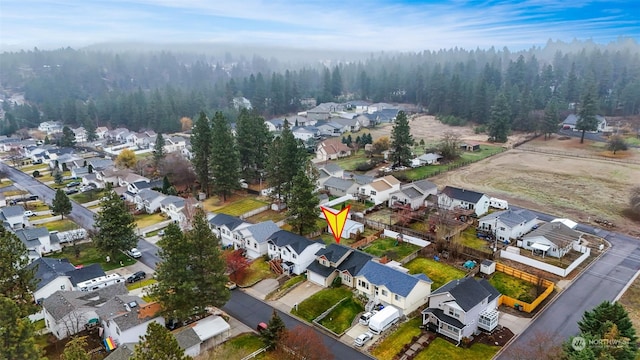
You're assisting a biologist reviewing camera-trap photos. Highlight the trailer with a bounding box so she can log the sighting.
[489,197,509,210]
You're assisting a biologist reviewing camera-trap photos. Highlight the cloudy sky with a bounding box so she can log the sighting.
[1,0,638,52]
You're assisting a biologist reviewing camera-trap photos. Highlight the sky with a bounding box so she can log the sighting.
[1,0,639,52]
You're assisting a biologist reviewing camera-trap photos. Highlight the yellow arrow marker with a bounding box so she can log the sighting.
[321,205,351,244]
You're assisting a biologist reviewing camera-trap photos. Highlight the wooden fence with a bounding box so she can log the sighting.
[517,145,640,165]
[495,263,554,313]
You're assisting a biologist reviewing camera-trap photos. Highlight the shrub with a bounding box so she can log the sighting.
[32,170,40,178]
[331,276,342,288]
[474,125,486,134]
[437,115,467,126]
[355,162,375,171]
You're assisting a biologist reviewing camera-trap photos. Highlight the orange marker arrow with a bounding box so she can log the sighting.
[321,205,351,244]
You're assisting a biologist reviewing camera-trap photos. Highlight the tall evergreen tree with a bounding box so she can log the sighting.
[132,322,190,360]
[331,66,343,98]
[190,112,212,196]
[0,227,38,317]
[488,93,512,143]
[235,108,271,182]
[279,120,305,203]
[152,209,230,321]
[390,111,413,167]
[84,120,97,142]
[59,126,76,147]
[542,97,560,140]
[0,297,43,360]
[286,166,319,235]
[61,336,89,360]
[261,310,286,350]
[576,85,598,144]
[153,133,166,171]
[93,189,138,261]
[51,188,72,219]
[210,112,240,201]
[266,135,286,202]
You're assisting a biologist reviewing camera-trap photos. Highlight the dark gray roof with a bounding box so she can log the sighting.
[43,283,128,321]
[412,180,437,192]
[175,327,202,350]
[104,345,134,360]
[160,195,185,207]
[522,222,581,247]
[562,114,606,126]
[29,258,76,291]
[442,186,486,203]
[15,227,50,247]
[400,187,423,199]
[209,213,247,231]
[481,259,494,267]
[480,208,537,228]
[306,261,336,278]
[357,261,431,297]
[1,205,25,218]
[315,243,351,263]
[478,278,501,303]
[338,249,373,276]
[67,264,107,286]
[267,230,322,255]
[137,189,164,202]
[343,172,374,185]
[239,221,280,244]
[431,277,497,311]
[317,163,343,175]
[422,308,465,329]
[323,177,356,192]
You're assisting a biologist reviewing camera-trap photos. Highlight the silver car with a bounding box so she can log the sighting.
[126,248,142,258]
[354,332,373,347]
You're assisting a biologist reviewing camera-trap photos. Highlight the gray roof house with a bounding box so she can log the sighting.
[29,258,76,303]
[98,296,164,345]
[0,205,27,229]
[15,227,52,260]
[354,260,432,315]
[479,209,538,242]
[562,114,607,132]
[135,189,166,214]
[521,222,582,258]
[307,244,373,288]
[322,176,359,197]
[438,186,490,217]
[234,221,281,260]
[208,213,250,248]
[267,230,326,275]
[422,277,501,343]
[388,180,438,210]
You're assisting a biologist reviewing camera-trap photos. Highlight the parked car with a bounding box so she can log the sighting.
[359,311,375,325]
[126,248,142,258]
[225,281,237,290]
[127,271,146,283]
[67,181,81,188]
[354,332,373,347]
[65,188,79,195]
[24,210,36,217]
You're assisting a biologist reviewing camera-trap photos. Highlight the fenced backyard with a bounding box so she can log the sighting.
[493,263,555,313]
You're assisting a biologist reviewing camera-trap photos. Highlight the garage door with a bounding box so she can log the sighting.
[307,270,326,286]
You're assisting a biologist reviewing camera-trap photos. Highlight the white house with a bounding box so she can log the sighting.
[438,186,490,217]
[306,244,373,288]
[28,258,77,320]
[73,127,87,144]
[160,196,187,223]
[520,222,582,258]
[266,230,325,275]
[354,260,432,315]
[95,127,109,139]
[208,213,250,248]
[316,138,352,161]
[175,315,231,357]
[38,121,63,134]
[412,153,443,167]
[234,221,281,259]
[15,227,53,260]
[562,114,607,132]
[357,175,401,205]
[388,179,438,210]
[478,209,538,242]
[0,205,28,229]
[422,277,501,344]
[134,189,166,214]
[292,127,318,142]
[99,299,164,346]
[165,136,187,153]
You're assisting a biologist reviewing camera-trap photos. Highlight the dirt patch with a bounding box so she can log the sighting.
[43,330,107,360]
[474,326,515,347]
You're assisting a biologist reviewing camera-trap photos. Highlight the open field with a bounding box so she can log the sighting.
[618,275,640,334]
[431,136,640,237]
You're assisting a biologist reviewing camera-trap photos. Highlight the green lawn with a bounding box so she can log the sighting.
[134,213,166,228]
[371,317,422,360]
[47,242,136,271]
[415,337,499,360]
[489,272,537,303]
[0,180,13,188]
[20,163,49,172]
[292,287,354,322]
[69,189,106,204]
[318,296,364,334]
[405,258,465,290]
[24,201,50,212]
[458,228,492,253]
[216,198,269,217]
[42,219,80,232]
[238,257,277,287]
[206,333,265,360]
[331,149,369,171]
[362,237,421,261]
[398,146,504,181]
[246,209,288,224]
[126,278,157,291]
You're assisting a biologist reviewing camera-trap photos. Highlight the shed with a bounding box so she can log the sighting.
[480,259,496,275]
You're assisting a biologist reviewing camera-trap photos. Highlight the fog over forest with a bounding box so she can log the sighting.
[0,38,638,135]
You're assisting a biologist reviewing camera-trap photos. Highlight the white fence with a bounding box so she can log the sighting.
[499,244,591,277]
[321,194,355,208]
[239,205,270,220]
[383,229,431,248]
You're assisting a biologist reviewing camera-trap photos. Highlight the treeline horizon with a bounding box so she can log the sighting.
[0,37,638,136]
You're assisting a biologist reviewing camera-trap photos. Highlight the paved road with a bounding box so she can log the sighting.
[223,289,374,360]
[498,207,640,358]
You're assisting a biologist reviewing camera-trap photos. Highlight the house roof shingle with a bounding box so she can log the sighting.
[29,258,76,291]
[480,209,538,228]
[43,283,128,321]
[357,261,431,297]
[441,186,486,203]
[66,264,107,286]
[431,277,498,311]
[2,205,25,218]
[238,221,280,244]
[174,327,201,350]
[323,177,356,192]
[267,230,322,255]
[523,222,581,247]
[208,213,247,231]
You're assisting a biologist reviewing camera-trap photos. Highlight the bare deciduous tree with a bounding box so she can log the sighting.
[502,331,564,360]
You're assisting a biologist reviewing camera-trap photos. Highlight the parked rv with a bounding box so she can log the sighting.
[368,306,400,335]
[489,197,509,210]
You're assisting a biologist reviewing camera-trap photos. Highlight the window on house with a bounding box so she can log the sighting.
[500,227,505,231]
[344,275,351,282]
[370,190,377,195]
[116,327,120,335]
[395,294,401,301]
[448,308,455,316]
[381,290,387,296]
[292,254,297,259]
[527,241,532,247]
[60,285,65,290]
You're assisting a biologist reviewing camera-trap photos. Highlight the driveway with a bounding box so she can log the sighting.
[273,281,324,311]
[499,312,531,335]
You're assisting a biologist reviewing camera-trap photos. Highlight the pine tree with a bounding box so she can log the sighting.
[61,336,89,360]
[577,85,598,144]
[261,310,286,350]
[85,120,97,142]
[577,301,637,344]
[488,93,511,143]
[51,189,72,219]
[60,126,76,147]
[93,189,138,261]
[132,322,190,360]
[286,166,319,235]
[0,228,38,317]
[54,169,64,185]
[210,112,240,202]
[542,97,560,140]
[190,112,212,196]
[0,297,43,360]
[235,108,271,182]
[331,66,343,98]
[266,135,286,202]
[280,120,305,203]
[390,111,413,167]
[153,133,166,171]
[152,209,230,321]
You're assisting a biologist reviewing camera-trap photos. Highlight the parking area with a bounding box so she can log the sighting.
[499,312,531,335]
[344,322,377,350]
[276,280,324,311]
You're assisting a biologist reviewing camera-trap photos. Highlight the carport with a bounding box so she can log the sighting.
[530,242,550,258]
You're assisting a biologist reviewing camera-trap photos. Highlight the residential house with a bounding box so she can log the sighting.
[331,117,361,133]
[315,121,344,137]
[422,277,501,343]
[354,260,432,315]
[29,258,76,305]
[388,180,438,210]
[316,138,352,161]
[478,209,538,242]
[367,103,395,114]
[307,244,373,288]
[160,196,187,223]
[266,230,325,275]
[354,114,374,128]
[67,264,109,291]
[165,136,187,153]
[175,316,231,357]
[370,108,400,124]
[95,127,109,139]
[346,100,371,114]
[328,217,364,240]
[134,189,166,214]
[118,173,150,189]
[208,213,250,248]
[412,153,443,167]
[460,142,481,152]
[99,298,164,346]
[562,114,607,132]
[438,186,490,217]
[284,115,315,127]
[265,118,285,132]
[234,221,281,259]
[520,222,582,258]
[73,127,87,144]
[307,102,344,121]
[42,283,129,339]
[15,227,53,260]
[127,179,162,195]
[322,177,359,197]
[0,205,28,229]
[233,96,252,110]
[38,121,63,134]
[52,153,82,172]
[181,139,193,160]
[292,127,318,142]
[316,163,344,187]
[357,175,401,205]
